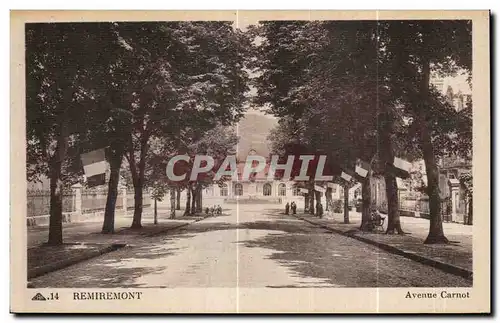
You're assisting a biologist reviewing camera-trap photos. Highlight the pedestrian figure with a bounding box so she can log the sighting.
[285,202,290,215]
[216,205,222,215]
[291,202,297,214]
[205,207,209,215]
[317,202,324,218]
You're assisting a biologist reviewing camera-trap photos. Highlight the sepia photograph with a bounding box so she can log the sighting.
[10,10,490,313]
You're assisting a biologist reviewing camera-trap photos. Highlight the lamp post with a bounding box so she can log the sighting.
[154,198,158,225]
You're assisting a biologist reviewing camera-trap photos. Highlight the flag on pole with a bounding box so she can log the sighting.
[396,177,406,189]
[391,157,411,179]
[340,171,352,182]
[81,148,107,187]
[394,157,411,172]
[327,182,338,193]
[355,159,370,178]
[314,185,326,193]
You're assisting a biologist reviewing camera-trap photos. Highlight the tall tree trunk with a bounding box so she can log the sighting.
[184,184,191,216]
[385,175,403,234]
[154,199,158,224]
[343,183,350,224]
[359,176,373,231]
[191,186,196,215]
[308,181,315,214]
[325,187,332,211]
[47,117,69,246]
[176,188,181,210]
[421,122,447,243]
[129,135,147,229]
[102,144,124,234]
[196,186,203,213]
[170,189,176,219]
[420,58,448,244]
[467,194,473,225]
[309,190,315,215]
[131,182,143,229]
[48,164,64,245]
[314,190,321,216]
[379,108,404,234]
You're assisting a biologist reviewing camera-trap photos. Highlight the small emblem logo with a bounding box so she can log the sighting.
[31,293,46,301]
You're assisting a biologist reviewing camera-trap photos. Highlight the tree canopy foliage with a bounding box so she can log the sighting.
[26,21,250,242]
[251,19,472,242]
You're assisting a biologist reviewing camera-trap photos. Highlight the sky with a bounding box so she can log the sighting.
[236,18,472,156]
[432,72,472,95]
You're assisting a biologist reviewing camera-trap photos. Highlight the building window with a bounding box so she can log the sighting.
[220,183,228,197]
[292,187,300,196]
[278,183,286,196]
[234,183,243,196]
[263,183,272,196]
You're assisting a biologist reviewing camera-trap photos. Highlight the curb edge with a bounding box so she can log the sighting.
[296,215,473,281]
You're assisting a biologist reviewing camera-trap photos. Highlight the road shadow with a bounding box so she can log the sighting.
[29,207,471,288]
[28,242,183,288]
[29,210,328,288]
[161,216,330,240]
[239,230,471,288]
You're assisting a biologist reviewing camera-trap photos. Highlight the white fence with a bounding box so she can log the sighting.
[26,186,151,226]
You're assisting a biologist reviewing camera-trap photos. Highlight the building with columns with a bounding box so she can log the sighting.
[203,147,302,203]
[181,111,355,207]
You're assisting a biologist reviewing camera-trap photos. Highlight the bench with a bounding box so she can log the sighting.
[368,211,386,232]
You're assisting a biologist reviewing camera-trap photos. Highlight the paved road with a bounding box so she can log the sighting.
[29,204,471,288]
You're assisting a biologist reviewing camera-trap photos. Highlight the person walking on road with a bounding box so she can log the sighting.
[317,202,324,218]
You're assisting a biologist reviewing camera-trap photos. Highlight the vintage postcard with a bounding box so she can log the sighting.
[10,10,490,313]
